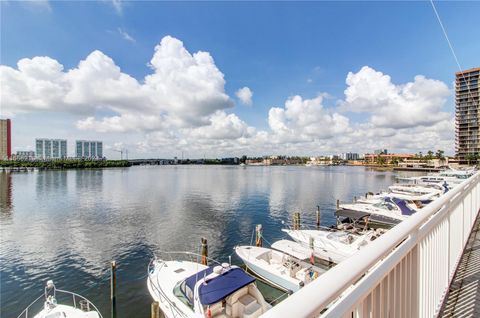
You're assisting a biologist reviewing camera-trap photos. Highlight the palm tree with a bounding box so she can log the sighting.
[435,150,445,160]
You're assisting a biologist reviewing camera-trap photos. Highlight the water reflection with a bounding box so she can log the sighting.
[1,165,405,317]
[0,172,13,217]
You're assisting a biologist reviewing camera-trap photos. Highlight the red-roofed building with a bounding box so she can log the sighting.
[364,153,415,165]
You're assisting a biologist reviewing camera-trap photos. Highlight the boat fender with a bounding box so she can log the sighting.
[207,305,212,318]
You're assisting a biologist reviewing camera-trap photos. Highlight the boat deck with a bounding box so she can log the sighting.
[440,212,480,318]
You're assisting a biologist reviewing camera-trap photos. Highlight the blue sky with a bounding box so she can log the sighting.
[1,1,479,158]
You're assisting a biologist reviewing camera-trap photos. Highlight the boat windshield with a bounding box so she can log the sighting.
[326,232,358,244]
[373,199,396,210]
[174,280,194,309]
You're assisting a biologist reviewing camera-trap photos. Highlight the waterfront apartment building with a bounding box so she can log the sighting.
[0,119,12,160]
[36,138,67,159]
[76,140,103,158]
[456,67,480,160]
[340,152,360,160]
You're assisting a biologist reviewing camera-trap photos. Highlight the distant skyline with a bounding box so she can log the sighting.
[1,1,479,159]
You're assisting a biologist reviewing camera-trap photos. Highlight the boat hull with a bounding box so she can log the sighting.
[241,256,301,293]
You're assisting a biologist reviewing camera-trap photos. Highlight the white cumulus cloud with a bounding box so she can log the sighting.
[235,87,253,106]
[341,66,451,129]
[1,36,233,132]
[268,95,351,143]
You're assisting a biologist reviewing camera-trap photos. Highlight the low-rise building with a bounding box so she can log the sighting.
[364,153,414,165]
[16,151,35,160]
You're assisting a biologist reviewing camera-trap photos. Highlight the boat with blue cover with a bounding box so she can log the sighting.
[337,196,421,227]
[147,253,271,318]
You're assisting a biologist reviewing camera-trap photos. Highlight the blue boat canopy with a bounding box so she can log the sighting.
[184,267,255,305]
[392,197,415,216]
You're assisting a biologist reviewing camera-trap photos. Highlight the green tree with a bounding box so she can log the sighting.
[391,156,400,166]
[375,156,386,166]
[435,150,445,159]
[426,150,434,160]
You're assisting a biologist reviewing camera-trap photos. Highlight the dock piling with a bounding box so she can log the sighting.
[110,260,117,318]
[151,301,160,318]
[316,206,321,228]
[201,237,208,266]
[255,224,263,247]
[293,212,301,230]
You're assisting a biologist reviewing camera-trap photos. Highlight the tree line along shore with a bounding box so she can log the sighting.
[0,159,131,169]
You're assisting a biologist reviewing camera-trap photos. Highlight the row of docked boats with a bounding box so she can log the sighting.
[17,168,475,318]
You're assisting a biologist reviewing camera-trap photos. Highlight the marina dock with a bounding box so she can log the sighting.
[261,171,480,318]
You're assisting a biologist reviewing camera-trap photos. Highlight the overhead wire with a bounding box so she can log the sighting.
[429,0,478,106]
[429,0,479,158]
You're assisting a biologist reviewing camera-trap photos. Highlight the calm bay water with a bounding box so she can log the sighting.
[1,165,403,317]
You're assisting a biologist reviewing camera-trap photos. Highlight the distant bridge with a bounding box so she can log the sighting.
[127,159,175,165]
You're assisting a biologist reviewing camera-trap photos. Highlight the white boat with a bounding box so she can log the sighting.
[17,280,102,318]
[148,255,271,318]
[282,229,382,264]
[235,243,326,293]
[388,183,448,197]
[337,196,421,226]
[397,169,474,186]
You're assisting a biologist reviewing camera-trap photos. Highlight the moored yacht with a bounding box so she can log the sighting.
[17,280,102,318]
[337,196,420,227]
[148,256,271,318]
[282,229,383,264]
[235,243,326,293]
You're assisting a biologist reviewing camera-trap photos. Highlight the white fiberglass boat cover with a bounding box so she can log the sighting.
[270,240,313,260]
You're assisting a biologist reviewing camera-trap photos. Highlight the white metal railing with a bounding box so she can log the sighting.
[17,288,103,318]
[261,171,480,318]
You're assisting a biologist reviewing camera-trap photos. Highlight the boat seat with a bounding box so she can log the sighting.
[229,286,248,303]
[236,294,260,318]
[208,302,224,317]
[270,253,283,265]
[227,286,249,317]
[243,302,262,318]
[239,294,257,311]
